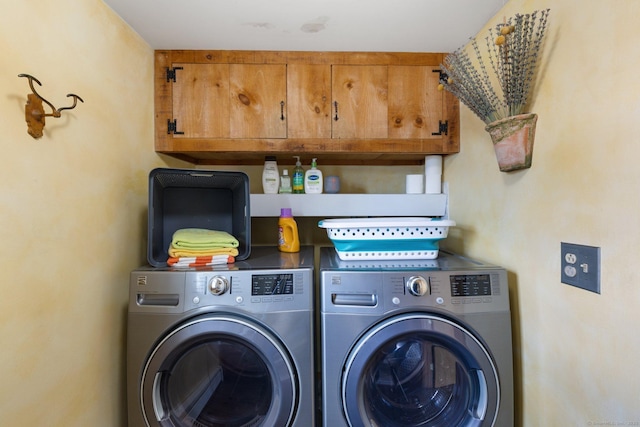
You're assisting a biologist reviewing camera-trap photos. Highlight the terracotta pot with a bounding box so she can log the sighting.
[485,113,538,172]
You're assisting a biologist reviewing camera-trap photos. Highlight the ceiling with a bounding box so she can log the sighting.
[102,0,506,53]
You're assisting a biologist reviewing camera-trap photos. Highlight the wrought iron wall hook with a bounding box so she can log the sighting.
[18,73,84,139]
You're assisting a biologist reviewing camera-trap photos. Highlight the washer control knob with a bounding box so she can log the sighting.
[208,276,229,296]
[406,276,429,297]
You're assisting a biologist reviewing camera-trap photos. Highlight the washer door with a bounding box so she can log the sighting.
[342,313,499,427]
[140,314,297,427]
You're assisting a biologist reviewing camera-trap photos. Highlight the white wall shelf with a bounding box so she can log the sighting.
[250,193,448,217]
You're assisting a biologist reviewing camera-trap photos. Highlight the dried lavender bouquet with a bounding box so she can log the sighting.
[439,9,550,125]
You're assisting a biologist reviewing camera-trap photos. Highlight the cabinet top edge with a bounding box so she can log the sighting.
[155,50,445,65]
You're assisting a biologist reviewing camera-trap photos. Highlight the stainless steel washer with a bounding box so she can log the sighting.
[127,246,315,427]
[320,248,514,427]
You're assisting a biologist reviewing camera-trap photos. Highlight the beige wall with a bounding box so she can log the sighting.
[0,0,186,425]
[444,0,640,425]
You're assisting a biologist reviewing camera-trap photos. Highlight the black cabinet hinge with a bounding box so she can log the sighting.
[167,119,184,135]
[431,120,448,136]
[433,69,448,85]
[166,67,184,83]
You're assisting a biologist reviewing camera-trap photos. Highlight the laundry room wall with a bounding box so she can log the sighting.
[443,0,640,425]
[0,0,187,425]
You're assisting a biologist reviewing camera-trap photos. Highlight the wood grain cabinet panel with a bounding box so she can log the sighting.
[332,65,388,139]
[170,63,286,139]
[229,64,287,139]
[172,64,229,138]
[287,64,332,139]
[388,65,442,139]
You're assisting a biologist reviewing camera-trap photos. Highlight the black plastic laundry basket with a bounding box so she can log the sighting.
[147,168,251,267]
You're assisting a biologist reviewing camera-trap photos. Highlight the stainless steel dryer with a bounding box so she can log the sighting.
[320,248,514,427]
[127,246,315,427]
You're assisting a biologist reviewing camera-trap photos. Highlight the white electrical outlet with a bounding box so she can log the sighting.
[560,242,601,294]
[564,252,577,264]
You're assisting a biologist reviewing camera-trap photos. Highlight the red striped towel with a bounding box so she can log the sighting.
[167,255,235,268]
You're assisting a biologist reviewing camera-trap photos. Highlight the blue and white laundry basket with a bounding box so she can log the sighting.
[318,217,455,261]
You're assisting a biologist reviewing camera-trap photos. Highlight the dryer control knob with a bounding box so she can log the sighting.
[406,276,429,296]
[208,276,229,296]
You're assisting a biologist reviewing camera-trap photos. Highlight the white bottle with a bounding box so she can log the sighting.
[262,156,280,194]
[304,158,323,194]
[279,169,292,194]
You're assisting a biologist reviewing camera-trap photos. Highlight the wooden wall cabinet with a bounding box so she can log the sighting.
[155,50,459,165]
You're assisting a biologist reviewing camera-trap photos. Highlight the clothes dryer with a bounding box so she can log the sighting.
[127,246,315,427]
[320,248,514,427]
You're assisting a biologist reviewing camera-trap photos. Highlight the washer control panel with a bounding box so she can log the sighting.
[321,269,508,315]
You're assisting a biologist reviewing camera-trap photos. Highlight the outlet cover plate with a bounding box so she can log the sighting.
[561,242,601,294]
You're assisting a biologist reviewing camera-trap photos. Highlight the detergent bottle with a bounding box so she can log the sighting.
[278,208,300,253]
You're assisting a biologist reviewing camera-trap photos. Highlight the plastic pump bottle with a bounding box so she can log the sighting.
[292,156,305,194]
[279,169,292,194]
[262,156,280,194]
[278,208,300,252]
[304,158,323,194]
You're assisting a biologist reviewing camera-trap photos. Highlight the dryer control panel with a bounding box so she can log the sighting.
[130,267,313,315]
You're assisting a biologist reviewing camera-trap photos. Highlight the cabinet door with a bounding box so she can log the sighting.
[172,63,230,138]
[388,66,443,139]
[332,65,388,139]
[230,64,287,139]
[287,64,331,138]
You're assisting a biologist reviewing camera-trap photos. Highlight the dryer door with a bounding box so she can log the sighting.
[140,314,297,427]
[342,313,499,427]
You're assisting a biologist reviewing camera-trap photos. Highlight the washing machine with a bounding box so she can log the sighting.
[127,246,315,427]
[320,247,514,427]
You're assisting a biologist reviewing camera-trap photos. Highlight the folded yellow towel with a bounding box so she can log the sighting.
[168,247,239,258]
[171,228,239,249]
